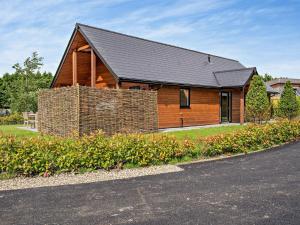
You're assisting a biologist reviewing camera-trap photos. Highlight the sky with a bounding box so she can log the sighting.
[0,0,299,78]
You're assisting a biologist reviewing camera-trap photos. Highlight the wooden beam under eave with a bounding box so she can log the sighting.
[91,49,96,88]
[240,88,245,124]
[77,44,90,51]
[72,51,77,86]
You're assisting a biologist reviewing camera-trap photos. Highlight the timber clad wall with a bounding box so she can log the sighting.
[120,82,150,90]
[157,86,220,128]
[38,86,158,136]
[53,31,117,88]
[231,89,241,123]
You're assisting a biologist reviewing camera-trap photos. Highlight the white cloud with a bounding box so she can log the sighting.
[0,0,299,79]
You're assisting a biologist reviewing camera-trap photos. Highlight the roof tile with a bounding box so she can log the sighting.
[78,23,249,88]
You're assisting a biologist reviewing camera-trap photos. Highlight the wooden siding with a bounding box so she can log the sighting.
[53,31,88,87]
[271,83,300,89]
[53,31,117,88]
[157,86,220,128]
[120,82,150,90]
[231,89,241,123]
[95,58,116,88]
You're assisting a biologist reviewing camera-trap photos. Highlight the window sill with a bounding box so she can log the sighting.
[180,106,191,109]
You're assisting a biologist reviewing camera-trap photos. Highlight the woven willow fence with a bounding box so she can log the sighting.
[38,86,158,136]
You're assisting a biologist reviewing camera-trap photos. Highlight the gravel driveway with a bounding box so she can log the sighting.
[0,142,299,225]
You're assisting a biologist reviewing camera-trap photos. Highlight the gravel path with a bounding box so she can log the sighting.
[0,165,183,191]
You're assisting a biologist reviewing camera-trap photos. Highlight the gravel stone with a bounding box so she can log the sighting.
[0,165,183,191]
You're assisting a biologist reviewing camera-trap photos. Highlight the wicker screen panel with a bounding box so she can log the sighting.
[38,86,80,136]
[38,86,158,137]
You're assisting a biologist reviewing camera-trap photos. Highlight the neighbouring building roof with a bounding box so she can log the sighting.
[267,78,300,86]
[266,83,279,94]
[74,23,255,88]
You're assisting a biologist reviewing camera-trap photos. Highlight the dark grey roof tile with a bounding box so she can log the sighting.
[214,68,255,87]
[78,23,247,88]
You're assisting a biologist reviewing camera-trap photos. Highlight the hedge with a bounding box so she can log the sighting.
[204,120,300,156]
[0,113,24,125]
[0,132,198,176]
[0,120,299,177]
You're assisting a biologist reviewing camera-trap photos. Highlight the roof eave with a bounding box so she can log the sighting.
[119,77,220,89]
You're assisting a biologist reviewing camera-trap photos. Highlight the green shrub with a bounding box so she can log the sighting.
[297,96,300,117]
[246,75,270,123]
[0,132,197,176]
[203,120,300,156]
[278,81,299,120]
[0,113,24,125]
[1,120,299,177]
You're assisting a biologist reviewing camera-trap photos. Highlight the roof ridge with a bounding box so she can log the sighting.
[213,67,256,74]
[270,78,300,81]
[76,23,240,63]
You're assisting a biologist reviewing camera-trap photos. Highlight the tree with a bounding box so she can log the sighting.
[0,73,18,109]
[0,78,5,108]
[0,52,53,113]
[278,81,299,120]
[246,75,270,123]
[261,73,274,82]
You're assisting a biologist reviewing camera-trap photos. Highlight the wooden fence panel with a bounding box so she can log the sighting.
[38,86,158,136]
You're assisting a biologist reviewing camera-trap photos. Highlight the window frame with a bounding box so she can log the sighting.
[179,87,191,109]
[129,86,141,90]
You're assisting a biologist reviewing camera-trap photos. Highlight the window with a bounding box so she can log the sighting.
[129,86,141,90]
[180,88,190,108]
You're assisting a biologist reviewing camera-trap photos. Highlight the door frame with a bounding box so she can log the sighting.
[220,91,232,123]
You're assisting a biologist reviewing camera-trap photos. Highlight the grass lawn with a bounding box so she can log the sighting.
[167,125,245,140]
[0,124,245,139]
[0,125,38,137]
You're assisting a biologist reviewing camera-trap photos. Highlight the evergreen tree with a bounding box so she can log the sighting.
[246,75,270,123]
[278,81,299,120]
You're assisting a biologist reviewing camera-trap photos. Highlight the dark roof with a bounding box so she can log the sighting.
[267,78,300,86]
[266,83,279,94]
[53,23,258,88]
[214,68,256,87]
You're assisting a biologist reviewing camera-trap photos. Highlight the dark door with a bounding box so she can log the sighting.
[221,92,232,123]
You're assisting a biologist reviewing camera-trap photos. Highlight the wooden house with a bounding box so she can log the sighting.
[51,23,272,128]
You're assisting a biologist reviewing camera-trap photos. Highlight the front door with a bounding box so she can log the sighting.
[221,92,232,123]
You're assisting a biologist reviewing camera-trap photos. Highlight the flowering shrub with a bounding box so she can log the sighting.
[0,132,197,176]
[0,120,299,177]
[0,113,24,125]
[203,120,300,156]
